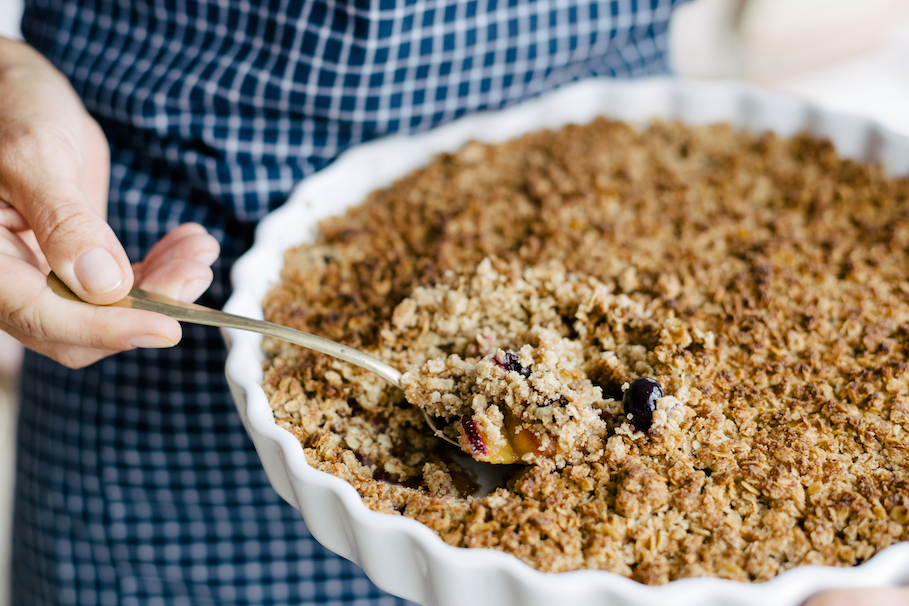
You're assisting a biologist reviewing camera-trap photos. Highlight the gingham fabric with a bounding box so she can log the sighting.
[15,1,685,604]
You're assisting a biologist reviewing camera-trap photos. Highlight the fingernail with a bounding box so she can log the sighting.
[177,278,210,303]
[74,248,124,295]
[130,335,175,349]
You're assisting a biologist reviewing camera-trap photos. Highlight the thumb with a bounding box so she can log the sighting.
[25,182,133,304]
[2,120,131,305]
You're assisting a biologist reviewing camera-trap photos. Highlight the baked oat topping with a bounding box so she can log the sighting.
[262,118,909,583]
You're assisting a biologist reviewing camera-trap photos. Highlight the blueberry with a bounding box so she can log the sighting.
[622,378,664,432]
[497,352,531,378]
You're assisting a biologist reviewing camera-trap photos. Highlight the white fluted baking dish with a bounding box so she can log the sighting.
[223,77,909,606]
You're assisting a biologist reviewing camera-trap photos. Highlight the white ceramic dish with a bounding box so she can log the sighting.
[223,77,909,606]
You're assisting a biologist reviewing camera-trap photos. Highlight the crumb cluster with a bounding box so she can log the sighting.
[262,118,909,583]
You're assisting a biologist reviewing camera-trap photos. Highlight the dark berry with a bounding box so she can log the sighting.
[497,352,531,378]
[461,415,488,455]
[598,409,615,421]
[622,377,664,432]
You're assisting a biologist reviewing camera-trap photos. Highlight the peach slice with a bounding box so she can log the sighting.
[459,415,517,464]
[458,411,551,464]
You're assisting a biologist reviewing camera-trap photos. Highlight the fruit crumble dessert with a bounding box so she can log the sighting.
[398,260,685,466]
[261,118,909,584]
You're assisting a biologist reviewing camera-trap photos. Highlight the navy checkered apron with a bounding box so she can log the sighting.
[15,1,685,603]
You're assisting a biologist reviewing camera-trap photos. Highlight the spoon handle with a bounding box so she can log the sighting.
[46,272,403,388]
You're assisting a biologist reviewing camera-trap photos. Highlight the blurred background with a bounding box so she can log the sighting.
[671,0,909,135]
[1,0,909,604]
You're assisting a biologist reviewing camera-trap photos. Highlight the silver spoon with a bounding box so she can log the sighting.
[46,272,457,446]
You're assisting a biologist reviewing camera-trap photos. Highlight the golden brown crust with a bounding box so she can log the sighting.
[263,118,909,583]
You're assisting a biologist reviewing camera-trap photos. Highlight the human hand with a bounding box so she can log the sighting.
[805,586,909,605]
[0,37,219,368]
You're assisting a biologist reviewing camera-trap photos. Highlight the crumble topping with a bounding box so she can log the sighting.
[261,118,909,583]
